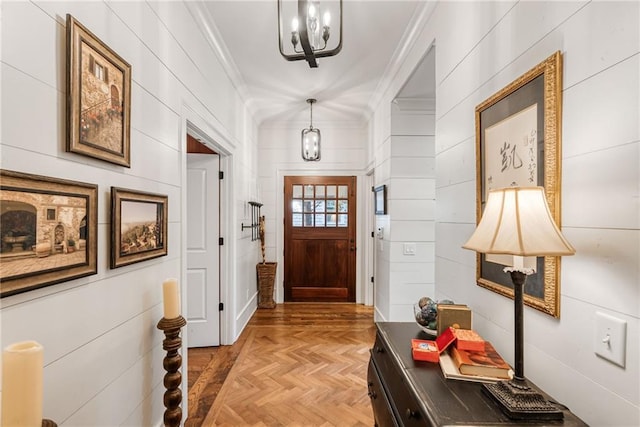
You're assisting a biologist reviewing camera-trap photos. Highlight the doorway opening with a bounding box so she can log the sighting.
[185,134,221,348]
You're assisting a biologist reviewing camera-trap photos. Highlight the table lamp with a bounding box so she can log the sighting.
[462,186,575,420]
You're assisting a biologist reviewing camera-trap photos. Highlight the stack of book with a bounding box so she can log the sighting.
[439,329,513,383]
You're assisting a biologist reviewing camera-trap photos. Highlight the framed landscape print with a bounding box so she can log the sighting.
[0,170,98,298]
[66,14,131,167]
[474,51,563,317]
[111,187,168,268]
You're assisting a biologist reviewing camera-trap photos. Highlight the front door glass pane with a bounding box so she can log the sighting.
[315,185,325,198]
[292,213,302,227]
[315,214,325,227]
[326,185,337,198]
[304,200,314,212]
[292,199,302,213]
[338,200,348,213]
[338,185,348,198]
[326,214,337,227]
[338,214,348,227]
[304,185,314,198]
[293,185,303,198]
[326,200,336,212]
[304,214,314,226]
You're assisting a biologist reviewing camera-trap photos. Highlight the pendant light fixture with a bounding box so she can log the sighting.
[277,0,343,68]
[301,99,320,161]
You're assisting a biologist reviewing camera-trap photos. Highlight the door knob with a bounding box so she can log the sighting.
[406,408,419,419]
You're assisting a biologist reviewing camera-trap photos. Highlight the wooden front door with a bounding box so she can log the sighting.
[284,176,357,302]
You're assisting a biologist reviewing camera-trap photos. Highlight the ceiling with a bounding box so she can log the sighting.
[190,0,435,125]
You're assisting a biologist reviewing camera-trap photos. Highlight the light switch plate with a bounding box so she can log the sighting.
[594,311,627,368]
[403,243,416,255]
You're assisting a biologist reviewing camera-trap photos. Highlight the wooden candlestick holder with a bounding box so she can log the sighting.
[156,315,187,427]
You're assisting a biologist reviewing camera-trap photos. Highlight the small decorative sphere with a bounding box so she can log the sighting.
[418,296,430,308]
[414,296,458,334]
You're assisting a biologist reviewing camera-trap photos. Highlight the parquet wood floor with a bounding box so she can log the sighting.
[186,303,375,426]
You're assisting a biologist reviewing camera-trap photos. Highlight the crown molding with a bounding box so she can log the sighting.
[366,1,436,121]
[185,2,255,118]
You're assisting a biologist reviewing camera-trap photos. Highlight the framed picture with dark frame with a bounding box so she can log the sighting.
[0,170,98,298]
[374,185,387,215]
[474,51,563,317]
[66,14,131,167]
[111,187,168,269]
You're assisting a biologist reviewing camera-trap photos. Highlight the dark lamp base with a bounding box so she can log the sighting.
[483,380,564,421]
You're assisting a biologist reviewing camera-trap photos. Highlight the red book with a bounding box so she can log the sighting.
[450,341,511,379]
[453,329,485,352]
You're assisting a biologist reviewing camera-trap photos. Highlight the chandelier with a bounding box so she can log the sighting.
[277,0,343,68]
[301,99,320,161]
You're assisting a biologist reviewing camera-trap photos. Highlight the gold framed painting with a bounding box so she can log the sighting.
[66,14,131,167]
[110,187,168,269]
[474,51,563,317]
[0,170,98,298]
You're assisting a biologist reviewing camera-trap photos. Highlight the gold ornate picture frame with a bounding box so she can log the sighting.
[66,14,131,167]
[474,51,563,317]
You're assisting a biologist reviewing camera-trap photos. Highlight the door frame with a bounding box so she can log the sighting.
[275,168,366,304]
[181,105,236,347]
[364,169,375,306]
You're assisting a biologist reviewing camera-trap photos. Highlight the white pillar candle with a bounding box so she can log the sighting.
[162,278,180,319]
[1,341,43,427]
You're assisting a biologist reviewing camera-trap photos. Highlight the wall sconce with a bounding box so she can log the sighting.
[277,0,343,68]
[301,99,320,161]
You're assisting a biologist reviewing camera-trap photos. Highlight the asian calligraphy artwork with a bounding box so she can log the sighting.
[474,51,564,317]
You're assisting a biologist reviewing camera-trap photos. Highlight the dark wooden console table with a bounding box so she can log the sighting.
[368,322,587,426]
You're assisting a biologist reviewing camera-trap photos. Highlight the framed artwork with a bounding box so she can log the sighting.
[0,170,98,298]
[474,51,563,317]
[111,187,168,268]
[66,14,131,167]
[374,185,387,215]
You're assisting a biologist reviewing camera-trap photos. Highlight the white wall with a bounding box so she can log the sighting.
[257,121,369,303]
[0,1,257,425]
[374,102,436,321]
[370,1,639,426]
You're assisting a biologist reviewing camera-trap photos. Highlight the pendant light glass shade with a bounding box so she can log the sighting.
[302,99,320,161]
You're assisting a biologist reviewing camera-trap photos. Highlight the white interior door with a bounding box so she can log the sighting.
[186,153,220,347]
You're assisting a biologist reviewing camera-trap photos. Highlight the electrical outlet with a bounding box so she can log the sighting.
[594,312,627,368]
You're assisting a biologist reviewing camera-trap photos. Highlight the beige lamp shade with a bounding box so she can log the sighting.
[463,187,575,256]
